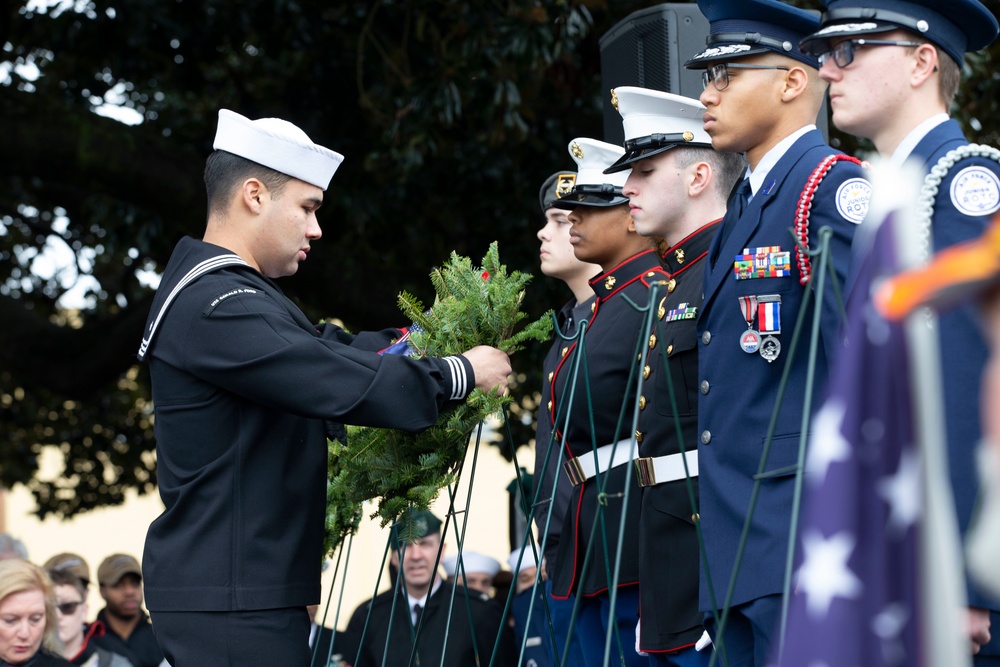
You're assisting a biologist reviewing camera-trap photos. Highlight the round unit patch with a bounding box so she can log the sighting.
[950,166,1000,217]
[835,178,872,224]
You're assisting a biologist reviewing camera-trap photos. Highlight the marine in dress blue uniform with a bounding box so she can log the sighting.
[633,226,717,667]
[547,137,663,667]
[605,87,742,667]
[802,1,1000,661]
[684,2,871,664]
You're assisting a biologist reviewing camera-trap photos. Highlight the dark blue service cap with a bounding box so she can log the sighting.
[685,0,821,70]
[539,171,578,213]
[800,0,998,67]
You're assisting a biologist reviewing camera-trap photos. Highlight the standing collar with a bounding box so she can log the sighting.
[661,219,723,276]
[588,249,663,301]
[889,113,950,166]
[747,125,816,195]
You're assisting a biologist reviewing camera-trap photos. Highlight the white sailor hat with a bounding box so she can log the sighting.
[507,546,539,575]
[551,138,630,209]
[685,0,821,70]
[800,0,999,67]
[441,551,502,578]
[604,87,712,174]
[212,109,345,191]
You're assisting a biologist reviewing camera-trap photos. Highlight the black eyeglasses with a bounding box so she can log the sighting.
[818,39,924,68]
[56,601,83,615]
[701,63,791,91]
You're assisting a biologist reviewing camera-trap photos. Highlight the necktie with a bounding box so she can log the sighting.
[713,178,752,265]
[412,603,423,626]
[732,177,752,220]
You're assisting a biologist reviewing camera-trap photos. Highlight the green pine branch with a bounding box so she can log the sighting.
[324,242,552,554]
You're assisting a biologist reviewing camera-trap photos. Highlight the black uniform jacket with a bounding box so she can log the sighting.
[346,581,514,667]
[533,296,595,576]
[550,249,670,599]
[636,222,719,653]
[140,238,471,611]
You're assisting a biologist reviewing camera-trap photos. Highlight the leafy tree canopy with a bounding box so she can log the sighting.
[1,0,997,518]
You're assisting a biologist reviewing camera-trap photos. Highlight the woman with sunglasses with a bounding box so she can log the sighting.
[0,559,71,666]
[46,571,131,667]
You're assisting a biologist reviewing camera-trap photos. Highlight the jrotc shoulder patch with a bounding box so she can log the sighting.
[835,178,872,224]
[950,166,1000,217]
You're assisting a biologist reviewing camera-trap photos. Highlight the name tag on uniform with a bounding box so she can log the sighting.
[664,303,698,322]
[733,246,791,280]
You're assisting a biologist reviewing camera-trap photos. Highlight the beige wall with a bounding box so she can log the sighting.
[5,437,526,631]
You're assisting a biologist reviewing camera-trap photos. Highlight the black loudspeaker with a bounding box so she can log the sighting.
[598,3,708,146]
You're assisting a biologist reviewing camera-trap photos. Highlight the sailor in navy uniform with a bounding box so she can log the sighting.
[802,1,1000,660]
[547,137,665,667]
[683,1,871,664]
[137,111,512,666]
[605,87,744,667]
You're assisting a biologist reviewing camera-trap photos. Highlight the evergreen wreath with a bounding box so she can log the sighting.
[324,242,552,553]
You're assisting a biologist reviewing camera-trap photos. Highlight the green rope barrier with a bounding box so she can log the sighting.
[312,535,347,667]
[644,280,728,666]
[494,410,561,667]
[707,225,839,667]
[325,236,846,666]
[602,289,657,667]
[778,227,834,656]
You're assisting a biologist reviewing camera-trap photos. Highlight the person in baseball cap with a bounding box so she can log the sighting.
[44,552,91,587]
[93,553,164,666]
[97,554,142,587]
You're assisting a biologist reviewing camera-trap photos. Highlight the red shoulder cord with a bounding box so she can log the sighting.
[794,154,868,285]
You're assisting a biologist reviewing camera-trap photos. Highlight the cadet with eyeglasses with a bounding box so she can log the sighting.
[801,0,1000,661]
[681,1,871,664]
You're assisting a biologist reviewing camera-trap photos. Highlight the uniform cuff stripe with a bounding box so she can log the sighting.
[444,356,467,400]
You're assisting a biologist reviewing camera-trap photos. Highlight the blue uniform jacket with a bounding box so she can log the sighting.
[697,129,867,610]
[907,119,1000,615]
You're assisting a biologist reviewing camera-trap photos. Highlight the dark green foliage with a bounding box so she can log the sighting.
[324,243,552,554]
[1,0,998,518]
